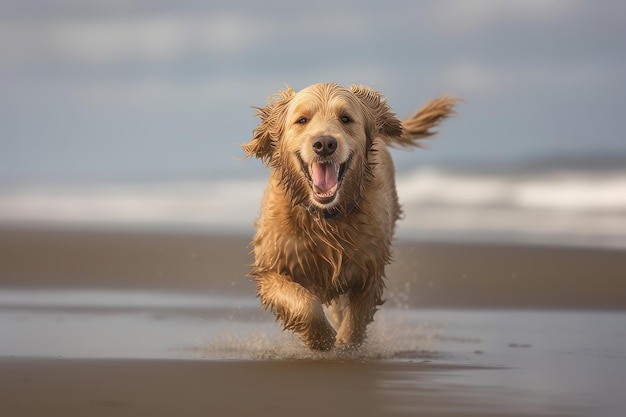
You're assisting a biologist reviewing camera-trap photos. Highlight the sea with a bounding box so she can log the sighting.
[1,158,625,249]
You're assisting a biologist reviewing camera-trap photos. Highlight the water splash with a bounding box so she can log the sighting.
[200,309,446,362]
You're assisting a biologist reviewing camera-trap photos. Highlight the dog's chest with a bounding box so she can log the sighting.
[280,227,385,295]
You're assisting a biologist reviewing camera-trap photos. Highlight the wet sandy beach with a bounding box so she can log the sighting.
[1,227,625,416]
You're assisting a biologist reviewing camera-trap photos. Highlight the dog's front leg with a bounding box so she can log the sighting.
[255,272,336,351]
[335,287,381,348]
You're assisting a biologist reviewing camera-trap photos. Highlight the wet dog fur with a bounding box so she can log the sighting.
[243,83,457,350]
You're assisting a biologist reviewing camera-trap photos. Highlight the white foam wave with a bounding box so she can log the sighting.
[1,166,626,248]
[395,167,626,248]
[0,179,265,233]
[397,168,626,212]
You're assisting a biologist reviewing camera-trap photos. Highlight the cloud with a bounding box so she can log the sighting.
[439,60,624,96]
[0,5,371,67]
[428,0,583,35]
[0,13,260,65]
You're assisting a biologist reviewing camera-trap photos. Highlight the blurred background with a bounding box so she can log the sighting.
[2,0,625,248]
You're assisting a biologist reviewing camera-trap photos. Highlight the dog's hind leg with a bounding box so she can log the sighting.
[255,272,336,351]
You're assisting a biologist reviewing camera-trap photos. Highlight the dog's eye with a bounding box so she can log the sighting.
[340,116,351,124]
[296,117,308,124]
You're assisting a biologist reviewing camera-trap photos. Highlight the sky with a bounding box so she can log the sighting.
[2,0,625,182]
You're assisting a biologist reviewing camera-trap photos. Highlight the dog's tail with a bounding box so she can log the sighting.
[388,95,460,148]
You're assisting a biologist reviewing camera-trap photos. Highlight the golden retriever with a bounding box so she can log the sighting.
[243,83,457,350]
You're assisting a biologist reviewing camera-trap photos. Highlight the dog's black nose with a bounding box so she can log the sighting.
[312,136,337,157]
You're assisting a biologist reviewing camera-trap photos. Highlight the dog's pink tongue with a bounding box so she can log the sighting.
[312,163,338,193]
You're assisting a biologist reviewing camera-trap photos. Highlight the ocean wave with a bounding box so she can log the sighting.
[397,167,626,212]
[1,166,626,248]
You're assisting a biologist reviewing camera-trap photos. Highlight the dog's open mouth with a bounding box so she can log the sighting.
[300,156,350,205]
[310,162,341,204]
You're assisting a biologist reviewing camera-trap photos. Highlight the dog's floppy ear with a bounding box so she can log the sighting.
[350,84,403,139]
[243,86,295,163]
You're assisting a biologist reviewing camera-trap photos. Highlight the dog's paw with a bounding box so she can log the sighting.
[334,329,366,350]
[334,340,363,351]
[302,323,337,351]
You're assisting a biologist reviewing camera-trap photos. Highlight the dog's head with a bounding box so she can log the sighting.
[243,83,402,214]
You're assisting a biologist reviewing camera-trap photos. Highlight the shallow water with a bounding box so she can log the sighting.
[2,288,625,416]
